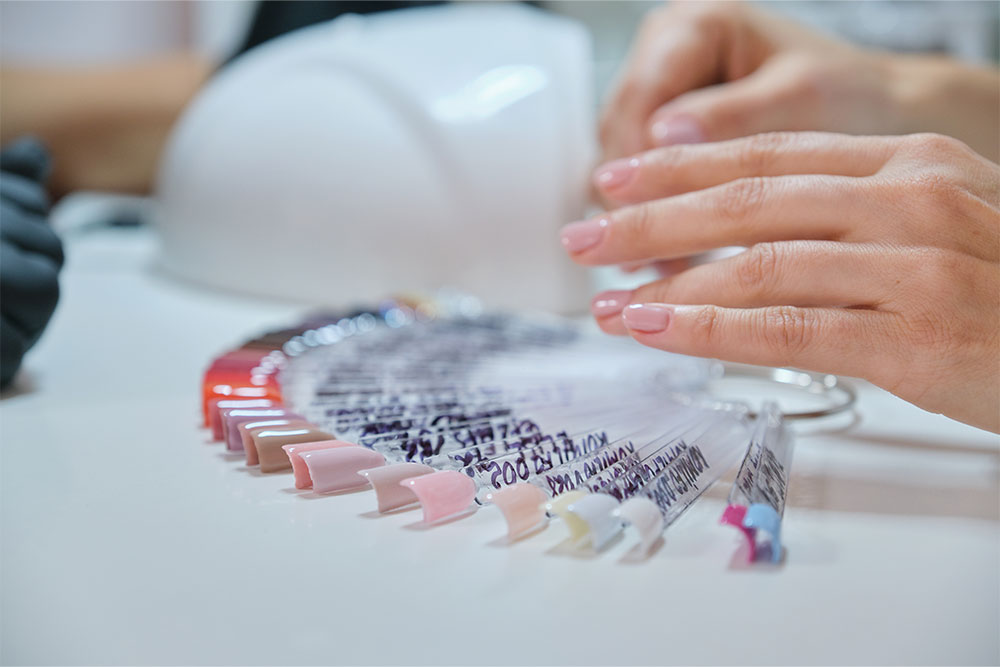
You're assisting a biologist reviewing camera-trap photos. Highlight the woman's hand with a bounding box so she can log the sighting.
[600,2,1000,166]
[562,132,1000,432]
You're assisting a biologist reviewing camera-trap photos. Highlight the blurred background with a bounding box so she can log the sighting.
[3,1,998,95]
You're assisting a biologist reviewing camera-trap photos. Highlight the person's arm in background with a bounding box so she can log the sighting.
[600,2,999,165]
[0,53,211,198]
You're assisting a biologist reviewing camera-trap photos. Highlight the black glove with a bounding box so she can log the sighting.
[1,137,63,388]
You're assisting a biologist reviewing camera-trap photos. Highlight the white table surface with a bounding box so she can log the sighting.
[2,226,998,666]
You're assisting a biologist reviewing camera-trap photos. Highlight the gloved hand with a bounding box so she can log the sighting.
[1,137,63,388]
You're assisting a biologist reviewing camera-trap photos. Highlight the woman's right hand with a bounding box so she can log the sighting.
[599,1,1000,180]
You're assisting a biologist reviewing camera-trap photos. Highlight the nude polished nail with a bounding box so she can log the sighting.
[593,158,638,190]
[623,304,672,333]
[591,290,632,318]
[559,218,608,253]
[650,115,706,147]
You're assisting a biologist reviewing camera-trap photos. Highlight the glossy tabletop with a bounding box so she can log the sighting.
[1,226,998,665]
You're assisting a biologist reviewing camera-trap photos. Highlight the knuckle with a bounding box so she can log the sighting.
[777,54,825,91]
[761,306,814,354]
[714,176,769,223]
[735,243,781,297]
[691,305,723,346]
[908,171,973,218]
[910,248,966,302]
[903,312,960,352]
[901,133,975,163]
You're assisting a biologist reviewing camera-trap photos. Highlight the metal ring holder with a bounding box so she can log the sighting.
[716,365,857,421]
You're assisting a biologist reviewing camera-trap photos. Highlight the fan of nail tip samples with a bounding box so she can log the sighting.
[201,299,793,561]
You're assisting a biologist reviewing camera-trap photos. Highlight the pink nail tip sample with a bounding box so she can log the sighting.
[402,471,477,524]
[359,463,435,513]
[486,483,549,540]
[614,497,665,556]
[720,504,756,562]
[282,441,359,489]
[209,398,278,439]
[301,447,386,494]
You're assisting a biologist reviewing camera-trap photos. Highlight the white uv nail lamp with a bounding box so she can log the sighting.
[153,3,595,312]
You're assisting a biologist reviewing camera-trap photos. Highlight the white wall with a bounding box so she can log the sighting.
[0,0,255,65]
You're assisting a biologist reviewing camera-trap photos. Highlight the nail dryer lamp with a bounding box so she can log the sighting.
[153,4,594,312]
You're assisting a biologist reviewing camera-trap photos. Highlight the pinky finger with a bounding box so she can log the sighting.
[621,302,897,383]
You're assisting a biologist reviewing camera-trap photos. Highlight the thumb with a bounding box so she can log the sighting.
[646,59,814,145]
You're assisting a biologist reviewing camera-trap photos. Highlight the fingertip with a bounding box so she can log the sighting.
[592,157,640,193]
[591,290,632,335]
[591,290,632,318]
[558,218,608,257]
[596,313,629,336]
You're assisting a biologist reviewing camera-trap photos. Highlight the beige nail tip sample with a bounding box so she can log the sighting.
[486,483,549,541]
[359,463,435,513]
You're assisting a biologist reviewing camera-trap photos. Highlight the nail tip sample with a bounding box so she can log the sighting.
[720,504,758,562]
[486,483,549,541]
[614,497,665,555]
[544,490,591,541]
[567,493,622,551]
[302,447,386,494]
[359,462,435,513]
[403,471,477,525]
[283,440,359,489]
[742,503,783,563]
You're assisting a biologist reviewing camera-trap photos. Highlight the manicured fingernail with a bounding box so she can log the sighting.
[559,218,608,253]
[650,115,706,147]
[591,290,631,318]
[593,157,639,190]
[623,303,672,333]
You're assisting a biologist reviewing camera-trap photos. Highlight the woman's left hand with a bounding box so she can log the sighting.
[560,132,1000,432]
